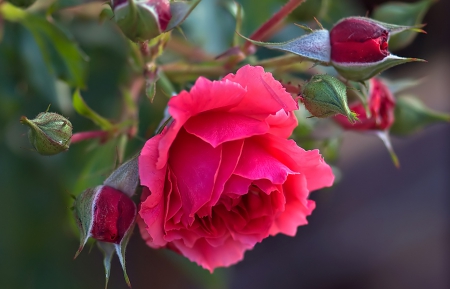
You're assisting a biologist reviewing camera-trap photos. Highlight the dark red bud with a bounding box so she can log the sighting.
[91,186,136,244]
[330,17,390,63]
[335,78,395,130]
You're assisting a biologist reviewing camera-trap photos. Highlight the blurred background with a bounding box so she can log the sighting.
[0,0,449,288]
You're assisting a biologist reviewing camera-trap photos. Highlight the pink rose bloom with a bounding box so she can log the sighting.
[138,65,334,271]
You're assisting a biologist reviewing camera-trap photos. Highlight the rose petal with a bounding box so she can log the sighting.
[184,111,269,148]
[223,65,298,115]
[255,134,335,191]
[269,174,315,236]
[156,78,246,169]
[172,237,253,272]
[168,128,221,224]
[234,137,296,184]
[265,110,298,138]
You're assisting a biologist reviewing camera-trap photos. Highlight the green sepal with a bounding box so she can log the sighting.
[332,54,426,82]
[73,186,101,259]
[97,241,115,289]
[114,0,161,42]
[237,29,331,65]
[165,0,202,32]
[103,155,140,198]
[114,221,135,287]
[390,95,450,136]
[374,130,400,168]
[301,74,358,123]
[373,0,435,51]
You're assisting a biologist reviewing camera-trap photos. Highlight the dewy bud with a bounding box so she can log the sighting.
[330,17,425,81]
[20,112,72,155]
[390,96,450,136]
[112,0,171,42]
[299,74,358,123]
[334,78,396,130]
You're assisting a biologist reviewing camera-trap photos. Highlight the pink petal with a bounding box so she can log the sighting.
[168,128,221,223]
[196,140,244,217]
[139,187,167,247]
[269,174,315,236]
[156,78,246,169]
[265,110,298,138]
[138,134,168,247]
[223,65,298,115]
[255,134,335,191]
[184,111,269,148]
[234,138,296,184]
[172,237,253,272]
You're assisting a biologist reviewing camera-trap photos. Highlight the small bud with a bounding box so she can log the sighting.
[330,17,425,81]
[390,96,450,136]
[334,78,395,130]
[20,112,72,155]
[299,74,358,123]
[112,0,171,42]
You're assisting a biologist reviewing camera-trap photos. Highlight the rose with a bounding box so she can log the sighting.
[138,65,334,271]
[329,17,424,81]
[334,78,395,130]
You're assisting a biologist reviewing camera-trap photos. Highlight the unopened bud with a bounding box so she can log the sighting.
[20,112,72,155]
[74,185,136,256]
[299,74,358,123]
[112,0,171,42]
[330,17,425,81]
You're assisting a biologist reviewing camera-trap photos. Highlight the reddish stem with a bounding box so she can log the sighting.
[242,0,305,54]
[71,130,109,144]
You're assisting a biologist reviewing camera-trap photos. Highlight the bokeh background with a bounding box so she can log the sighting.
[0,0,449,288]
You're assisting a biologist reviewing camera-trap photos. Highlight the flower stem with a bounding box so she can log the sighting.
[71,130,109,143]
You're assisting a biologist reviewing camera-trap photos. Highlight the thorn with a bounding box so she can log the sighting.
[313,17,324,30]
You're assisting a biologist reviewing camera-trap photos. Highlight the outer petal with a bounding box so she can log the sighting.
[139,134,167,247]
[265,110,298,138]
[184,111,269,148]
[172,237,253,273]
[255,134,335,191]
[234,138,296,184]
[223,65,298,115]
[156,78,246,168]
[269,173,316,236]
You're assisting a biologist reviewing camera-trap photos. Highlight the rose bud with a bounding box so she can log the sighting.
[20,111,72,155]
[112,0,172,42]
[330,17,425,81]
[74,185,136,252]
[390,95,450,136]
[74,156,139,288]
[299,74,358,123]
[334,78,395,130]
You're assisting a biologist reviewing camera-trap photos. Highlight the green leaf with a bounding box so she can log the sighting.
[0,2,87,87]
[72,89,113,131]
[372,0,435,51]
[165,0,202,31]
